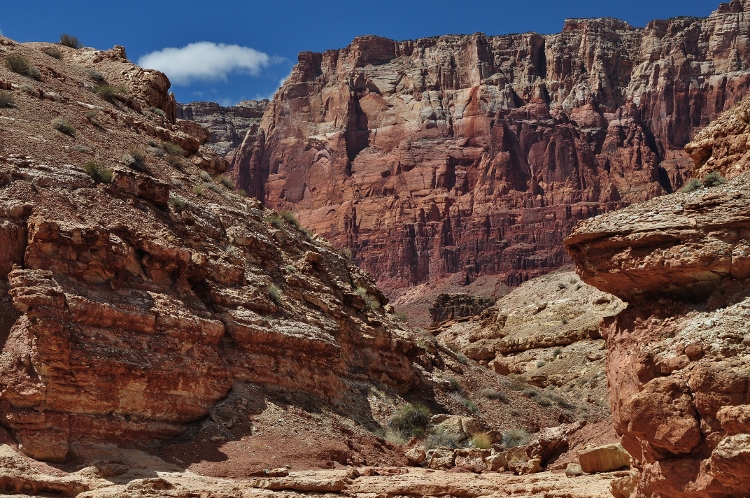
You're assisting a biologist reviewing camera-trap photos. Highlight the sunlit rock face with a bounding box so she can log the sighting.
[230,0,750,292]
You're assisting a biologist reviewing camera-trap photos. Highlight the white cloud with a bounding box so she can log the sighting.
[138,42,279,86]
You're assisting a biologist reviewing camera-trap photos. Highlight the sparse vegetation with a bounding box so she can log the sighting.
[95,83,128,102]
[471,432,492,449]
[424,427,461,449]
[284,264,297,273]
[86,69,105,82]
[200,171,212,182]
[268,283,282,305]
[171,178,184,188]
[161,141,184,157]
[388,403,430,439]
[219,175,234,189]
[72,144,91,154]
[208,183,222,193]
[395,311,409,322]
[478,388,509,403]
[59,34,82,49]
[5,54,41,80]
[165,153,183,169]
[52,117,75,136]
[450,392,479,414]
[122,150,146,170]
[85,109,99,124]
[42,47,62,59]
[502,428,529,448]
[20,85,36,96]
[355,286,380,311]
[150,107,166,119]
[0,91,15,108]
[83,161,112,184]
[552,347,562,359]
[279,210,301,228]
[681,172,728,192]
[338,247,353,259]
[169,195,186,209]
[447,376,462,392]
[148,146,165,157]
[192,184,206,196]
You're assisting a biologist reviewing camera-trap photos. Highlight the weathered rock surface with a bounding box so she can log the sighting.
[429,293,495,325]
[0,38,421,462]
[577,443,631,473]
[176,100,268,157]
[228,0,750,295]
[566,168,750,494]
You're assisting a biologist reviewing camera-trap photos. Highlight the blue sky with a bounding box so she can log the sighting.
[3,0,716,106]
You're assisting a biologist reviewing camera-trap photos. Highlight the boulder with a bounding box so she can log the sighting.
[578,443,631,473]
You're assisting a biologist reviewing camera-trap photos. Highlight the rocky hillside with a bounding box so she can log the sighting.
[176,100,268,157]
[566,169,750,493]
[0,37,424,463]
[221,0,750,299]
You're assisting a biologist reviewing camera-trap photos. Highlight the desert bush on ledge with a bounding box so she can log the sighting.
[388,403,430,439]
[5,54,41,80]
[83,161,112,184]
[0,91,15,108]
[680,171,727,193]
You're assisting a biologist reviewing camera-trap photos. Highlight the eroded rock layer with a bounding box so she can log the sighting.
[0,39,420,462]
[566,172,750,496]
[232,0,750,291]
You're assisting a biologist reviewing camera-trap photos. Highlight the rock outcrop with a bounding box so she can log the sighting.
[227,0,750,293]
[566,170,750,495]
[0,38,421,462]
[176,100,268,157]
[428,293,495,325]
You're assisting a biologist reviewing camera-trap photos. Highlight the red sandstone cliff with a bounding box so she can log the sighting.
[230,0,750,293]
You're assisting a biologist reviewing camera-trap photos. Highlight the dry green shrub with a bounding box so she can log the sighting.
[83,161,112,183]
[388,403,430,439]
[59,34,82,49]
[52,117,75,136]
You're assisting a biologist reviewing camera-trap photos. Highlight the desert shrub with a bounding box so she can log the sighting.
[200,171,211,182]
[478,388,508,403]
[161,141,184,156]
[150,106,166,118]
[536,360,546,368]
[338,247,353,259]
[86,69,105,82]
[471,432,492,449]
[355,286,380,311]
[219,175,234,189]
[450,392,479,414]
[193,183,206,196]
[268,283,282,305]
[165,154,183,169]
[447,376,462,392]
[208,182,222,193]
[702,171,727,188]
[5,54,30,75]
[395,311,409,322]
[20,85,36,96]
[72,144,91,153]
[388,403,430,439]
[51,117,75,136]
[502,428,529,448]
[680,178,703,193]
[59,34,82,49]
[0,91,15,108]
[279,210,301,228]
[85,109,99,124]
[284,264,297,273]
[552,348,562,359]
[147,146,164,157]
[95,83,128,102]
[171,178,184,188]
[168,195,186,209]
[536,397,552,407]
[42,47,62,59]
[83,161,112,183]
[122,150,146,170]
[523,388,539,398]
[424,427,461,449]
[5,54,40,80]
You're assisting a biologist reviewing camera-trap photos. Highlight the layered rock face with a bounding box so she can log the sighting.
[176,100,268,157]
[566,172,750,495]
[231,0,750,291]
[0,39,420,462]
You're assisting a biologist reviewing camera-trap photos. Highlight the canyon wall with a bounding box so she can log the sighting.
[229,0,750,291]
